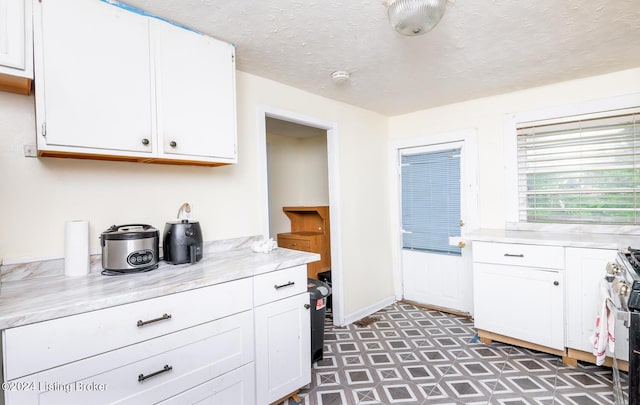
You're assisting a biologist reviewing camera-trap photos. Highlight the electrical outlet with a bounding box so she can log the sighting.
[23,145,38,157]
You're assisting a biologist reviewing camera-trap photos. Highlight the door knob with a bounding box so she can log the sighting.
[458,241,466,248]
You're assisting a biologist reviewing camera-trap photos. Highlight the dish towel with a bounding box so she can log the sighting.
[591,278,616,366]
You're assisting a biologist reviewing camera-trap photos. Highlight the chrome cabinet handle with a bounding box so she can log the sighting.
[169,141,177,147]
[137,313,172,327]
[504,253,524,258]
[304,304,311,310]
[274,281,295,290]
[141,138,150,146]
[138,365,172,382]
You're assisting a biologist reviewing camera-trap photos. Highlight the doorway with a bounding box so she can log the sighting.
[265,118,328,237]
[390,129,479,316]
[257,106,344,326]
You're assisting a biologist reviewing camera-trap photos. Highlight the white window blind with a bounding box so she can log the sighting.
[401,147,461,255]
[517,107,640,225]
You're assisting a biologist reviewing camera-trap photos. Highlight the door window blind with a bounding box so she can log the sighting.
[401,147,461,255]
[517,107,640,224]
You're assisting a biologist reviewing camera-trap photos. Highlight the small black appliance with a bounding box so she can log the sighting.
[162,203,203,265]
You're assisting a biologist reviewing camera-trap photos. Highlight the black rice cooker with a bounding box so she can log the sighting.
[100,224,159,275]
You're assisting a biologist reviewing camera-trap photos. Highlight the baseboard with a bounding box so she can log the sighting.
[342,295,397,326]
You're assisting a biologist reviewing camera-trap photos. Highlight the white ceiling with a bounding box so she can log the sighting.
[124,0,640,116]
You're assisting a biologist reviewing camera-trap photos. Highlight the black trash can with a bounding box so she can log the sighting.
[308,278,332,363]
[317,270,332,312]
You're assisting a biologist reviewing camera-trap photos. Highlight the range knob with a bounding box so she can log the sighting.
[619,282,630,296]
[606,262,621,275]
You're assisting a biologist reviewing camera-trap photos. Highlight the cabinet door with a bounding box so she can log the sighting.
[473,263,565,350]
[155,20,236,161]
[254,293,311,404]
[565,247,627,360]
[0,0,26,70]
[35,0,154,154]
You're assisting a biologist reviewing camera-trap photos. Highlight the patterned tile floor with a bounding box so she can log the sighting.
[285,302,629,405]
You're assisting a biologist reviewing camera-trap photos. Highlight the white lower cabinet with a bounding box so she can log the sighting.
[565,247,628,361]
[254,266,311,404]
[472,241,565,351]
[5,311,254,404]
[474,263,565,350]
[1,265,314,404]
[2,279,256,404]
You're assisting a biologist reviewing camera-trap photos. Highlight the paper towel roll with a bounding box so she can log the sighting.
[64,220,90,277]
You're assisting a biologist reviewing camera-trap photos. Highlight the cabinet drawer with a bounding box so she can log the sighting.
[472,241,565,269]
[7,311,254,404]
[253,265,307,306]
[3,278,252,380]
[158,363,255,405]
[278,236,311,252]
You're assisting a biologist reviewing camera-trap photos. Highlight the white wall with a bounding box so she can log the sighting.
[0,71,395,319]
[0,92,260,261]
[238,72,395,316]
[266,133,329,237]
[388,67,640,230]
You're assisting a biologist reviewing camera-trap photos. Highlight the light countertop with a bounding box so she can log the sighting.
[0,243,319,330]
[466,228,640,250]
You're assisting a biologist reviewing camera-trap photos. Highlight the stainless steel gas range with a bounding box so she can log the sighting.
[608,248,640,404]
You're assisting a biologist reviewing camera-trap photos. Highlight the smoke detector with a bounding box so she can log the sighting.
[331,71,351,83]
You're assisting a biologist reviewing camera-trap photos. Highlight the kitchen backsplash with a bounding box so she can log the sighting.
[0,236,264,282]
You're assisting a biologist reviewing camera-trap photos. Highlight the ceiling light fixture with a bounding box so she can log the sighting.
[385,0,447,36]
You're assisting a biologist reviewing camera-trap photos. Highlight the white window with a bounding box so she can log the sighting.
[505,94,640,232]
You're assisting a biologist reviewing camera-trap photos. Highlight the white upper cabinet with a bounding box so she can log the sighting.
[33,0,237,166]
[0,0,33,94]
[156,21,236,160]
[35,0,153,154]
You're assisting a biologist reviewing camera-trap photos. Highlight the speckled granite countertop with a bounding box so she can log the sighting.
[466,228,640,250]
[0,237,319,330]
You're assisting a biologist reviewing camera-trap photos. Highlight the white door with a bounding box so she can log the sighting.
[399,138,476,315]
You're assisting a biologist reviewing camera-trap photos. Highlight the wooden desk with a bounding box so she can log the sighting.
[277,206,330,279]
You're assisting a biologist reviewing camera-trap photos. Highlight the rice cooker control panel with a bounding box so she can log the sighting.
[127,250,155,267]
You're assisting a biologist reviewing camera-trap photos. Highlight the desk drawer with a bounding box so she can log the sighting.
[472,241,564,269]
[277,236,311,252]
[253,265,307,306]
[4,278,252,380]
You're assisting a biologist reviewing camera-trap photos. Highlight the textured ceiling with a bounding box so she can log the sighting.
[122,0,640,116]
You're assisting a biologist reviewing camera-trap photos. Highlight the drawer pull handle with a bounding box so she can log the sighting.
[504,253,524,258]
[274,281,295,290]
[137,313,172,327]
[138,364,173,382]
[634,350,640,355]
